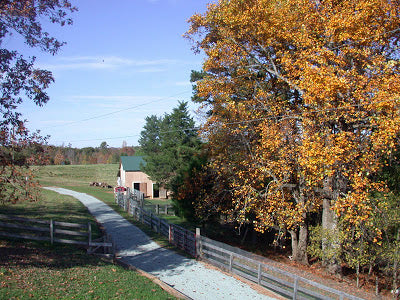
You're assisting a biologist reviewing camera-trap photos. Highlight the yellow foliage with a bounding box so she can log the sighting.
[187,0,400,233]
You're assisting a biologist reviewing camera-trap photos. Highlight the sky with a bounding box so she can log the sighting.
[12,0,214,148]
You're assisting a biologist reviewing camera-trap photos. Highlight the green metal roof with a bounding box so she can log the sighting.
[120,156,146,171]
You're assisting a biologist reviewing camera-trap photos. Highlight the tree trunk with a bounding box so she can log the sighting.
[290,181,309,265]
[290,223,309,265]
[322,197,342,275]
[393,228,400,298]
[290,229,298,260]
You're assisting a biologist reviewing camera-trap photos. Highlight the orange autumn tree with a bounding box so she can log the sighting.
[187,0,400,265]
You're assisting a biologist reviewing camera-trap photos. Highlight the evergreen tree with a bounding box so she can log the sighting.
[139,101,202,190]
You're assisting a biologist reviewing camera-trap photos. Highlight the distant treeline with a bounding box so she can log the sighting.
[44,142,139,165]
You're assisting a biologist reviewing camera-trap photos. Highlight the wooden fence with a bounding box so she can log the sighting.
[116,189,174,215]
[144,204,175,216]
[115,192,196,257]
[115,192,365,299]
[0,214,114,255]
[197,234,365,300]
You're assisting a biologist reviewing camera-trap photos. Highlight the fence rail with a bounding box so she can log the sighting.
[115,192,196,256]
[114,192,365,299]
[199,235,364,300]
[144,204,175,215]
[0,214,114,255]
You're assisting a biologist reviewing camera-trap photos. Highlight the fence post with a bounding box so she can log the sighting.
[88,222,92,246]
[229,253,233,272]
[169,224,172,243]
[156,204,159,215]
[195,228,201,258]
[293,277,298,300]
[183,229,187,250]
[258,263,262,285]
[50,219,54,244]
[158,217,161,233]
[150,212,153,230]
[165,205,168,215]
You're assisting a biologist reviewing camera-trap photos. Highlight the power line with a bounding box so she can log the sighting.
[221,98,400,126]
[56,97,399,145]
[55,126,202,144]
[42,90,192,129]
[49,26,400,144]
[43,26,400,131]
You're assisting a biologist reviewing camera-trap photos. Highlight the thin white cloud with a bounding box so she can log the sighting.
[60,56,177,66]
[67,95,165,106]
[37,56,179,72]
[70,95,162,101]
[40,120,75,125]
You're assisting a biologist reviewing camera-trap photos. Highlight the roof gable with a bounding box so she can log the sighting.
[120,156,146,172]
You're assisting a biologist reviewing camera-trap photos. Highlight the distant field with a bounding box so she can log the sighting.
[33,164,119,187]
[34,163,173,204]
[34,163,182,226]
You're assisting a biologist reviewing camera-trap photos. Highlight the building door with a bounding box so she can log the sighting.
[153,183,160,198]
[139,183,147,197]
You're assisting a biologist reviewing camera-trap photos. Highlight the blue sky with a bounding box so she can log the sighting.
[14,0,212,148]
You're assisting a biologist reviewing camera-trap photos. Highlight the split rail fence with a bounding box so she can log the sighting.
[0,214,114,255]
[115,192,365,300]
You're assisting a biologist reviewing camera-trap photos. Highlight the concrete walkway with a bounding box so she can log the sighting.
[45,187,276,300]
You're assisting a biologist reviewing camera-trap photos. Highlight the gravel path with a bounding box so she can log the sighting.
[45,187,276,300]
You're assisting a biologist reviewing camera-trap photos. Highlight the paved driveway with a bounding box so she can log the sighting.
[45,187,276,300]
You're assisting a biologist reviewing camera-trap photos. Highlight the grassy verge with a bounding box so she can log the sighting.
[0,188,102,239]
[0,240,175,299]
[143,198,172,206]
[0,186,176,299]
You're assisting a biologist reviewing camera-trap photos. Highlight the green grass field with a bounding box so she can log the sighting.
[33,163,120,187]
[0,166,177,299]
[0,239,176,300]
[34,164,192,227]
[35,163,173,204]
[33,164,192,250]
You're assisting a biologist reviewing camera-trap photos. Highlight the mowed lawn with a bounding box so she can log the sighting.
[0,179,176,299]
[33,163,120,187]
